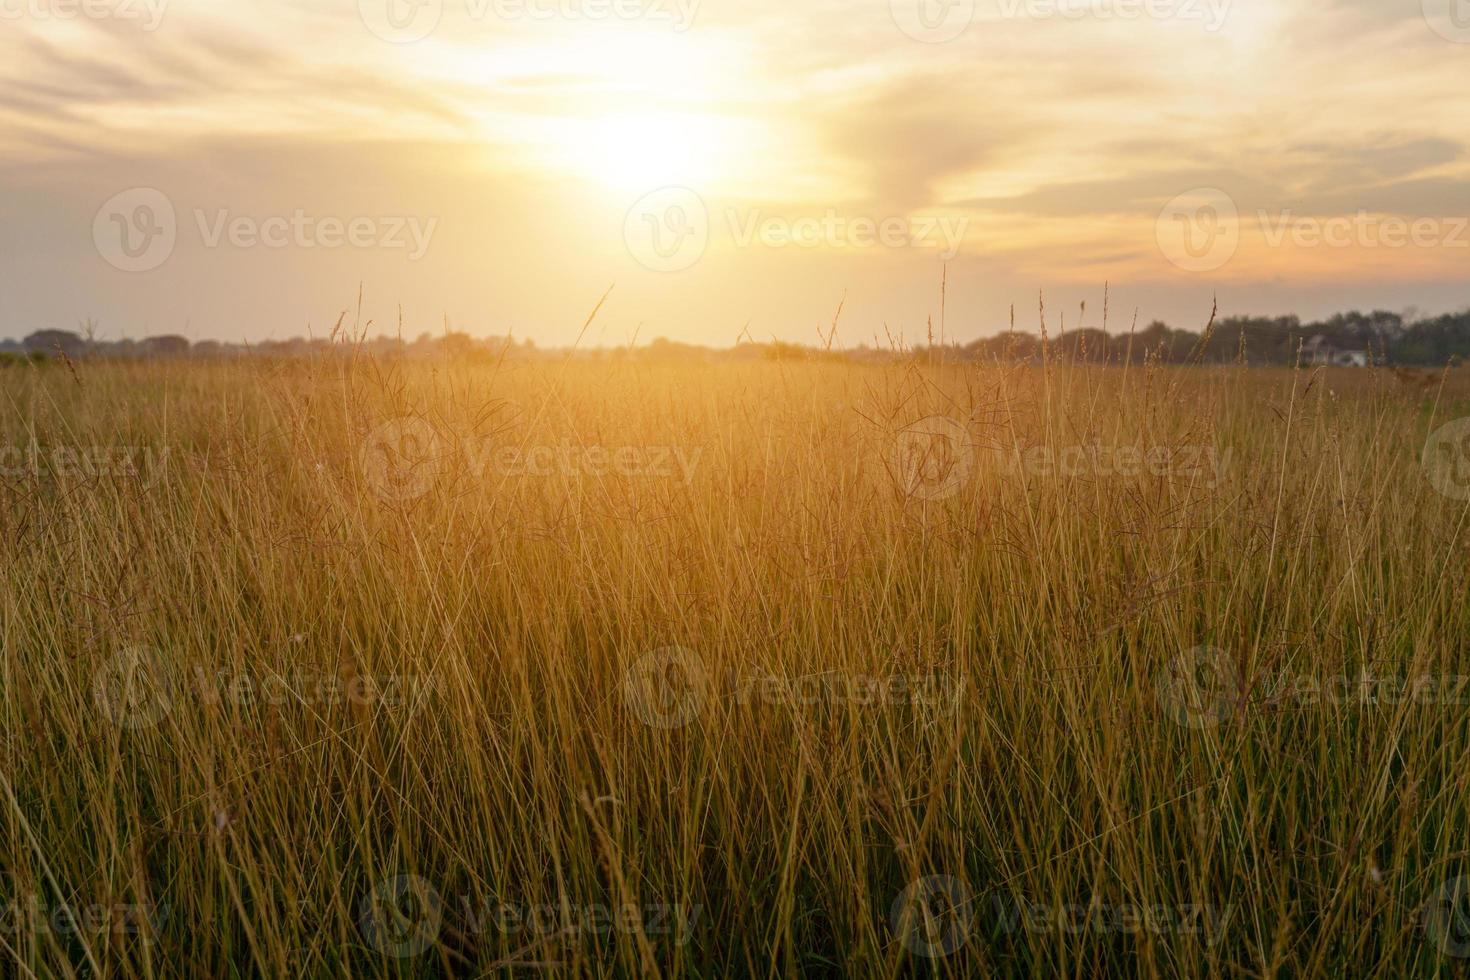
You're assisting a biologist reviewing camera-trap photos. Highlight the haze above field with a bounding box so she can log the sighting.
[3,0,1468,345]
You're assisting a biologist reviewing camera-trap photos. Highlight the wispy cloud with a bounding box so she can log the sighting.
[1,0,1467,342]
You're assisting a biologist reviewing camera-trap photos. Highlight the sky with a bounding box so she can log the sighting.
[1,0,1468,347]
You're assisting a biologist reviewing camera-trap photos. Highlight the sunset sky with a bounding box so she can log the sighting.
[3,0,1468,346]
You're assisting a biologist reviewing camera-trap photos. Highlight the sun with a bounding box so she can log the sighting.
[550,109,743,193]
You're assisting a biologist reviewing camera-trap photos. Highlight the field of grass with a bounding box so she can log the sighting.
[3,351,1469,977]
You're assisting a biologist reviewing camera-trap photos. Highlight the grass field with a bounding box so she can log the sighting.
[3,351,1470,977]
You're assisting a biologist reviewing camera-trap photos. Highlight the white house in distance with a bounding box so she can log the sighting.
[1302,335,1369,367]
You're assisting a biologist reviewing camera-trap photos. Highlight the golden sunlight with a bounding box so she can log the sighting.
[11,2,1470,977]
[549,109,744,191]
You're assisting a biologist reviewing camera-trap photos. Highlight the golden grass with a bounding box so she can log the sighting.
[3,352,1469,977]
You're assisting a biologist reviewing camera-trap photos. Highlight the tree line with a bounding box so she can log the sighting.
[7,306,1470,366]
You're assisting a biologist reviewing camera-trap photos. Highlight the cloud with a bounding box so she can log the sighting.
[815,76,1024,210]
[2,0,1470,341]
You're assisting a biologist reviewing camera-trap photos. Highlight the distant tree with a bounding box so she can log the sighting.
[1059,328,1108,362]
[1390,310,1470,365]
[139,335,191,357]
[23,330,84,356]
[762,341,807,362]
[439,332,474,357]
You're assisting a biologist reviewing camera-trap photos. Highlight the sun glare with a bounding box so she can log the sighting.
[558,110,739,191]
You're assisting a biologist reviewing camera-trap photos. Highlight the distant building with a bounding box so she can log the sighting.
[1302,335,1368,367]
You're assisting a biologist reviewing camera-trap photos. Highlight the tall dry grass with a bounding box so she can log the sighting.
[2,349,1468,977]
